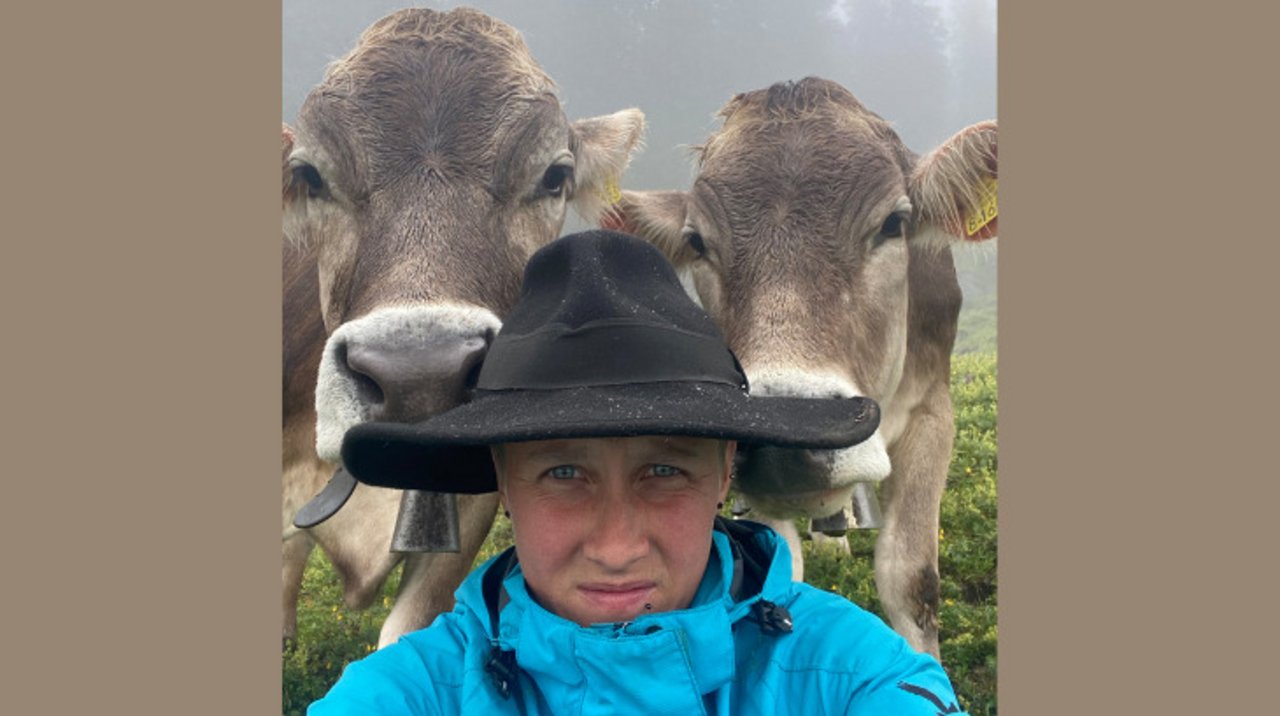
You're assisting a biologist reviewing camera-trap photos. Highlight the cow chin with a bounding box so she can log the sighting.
[734,431,891,518]
[313,303,502,462]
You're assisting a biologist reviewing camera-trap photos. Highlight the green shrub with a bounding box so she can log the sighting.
[801,352,997,714]
[939,352,998,714]
[285,352,998,714]
[281,550,399,715]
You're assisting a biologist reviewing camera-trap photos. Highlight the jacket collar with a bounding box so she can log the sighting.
[503,532,736,693]
[462,521,795,706]
[482,525,793,696]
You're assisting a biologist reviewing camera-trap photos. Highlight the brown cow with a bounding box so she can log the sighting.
[282,7,645,648]
[604,77,995,658]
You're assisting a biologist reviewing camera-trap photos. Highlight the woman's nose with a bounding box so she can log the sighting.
[582,486,650,570]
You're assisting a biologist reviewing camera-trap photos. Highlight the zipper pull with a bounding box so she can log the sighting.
[484,644,520,699]
[752,600,793,635]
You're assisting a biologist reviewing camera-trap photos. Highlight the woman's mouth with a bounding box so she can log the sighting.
[577,582,656,618]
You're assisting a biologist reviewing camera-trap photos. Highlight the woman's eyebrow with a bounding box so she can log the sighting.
[517,441,590,464]
[636,438,709,461]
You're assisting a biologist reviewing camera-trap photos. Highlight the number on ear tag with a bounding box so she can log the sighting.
[965,176,998,237]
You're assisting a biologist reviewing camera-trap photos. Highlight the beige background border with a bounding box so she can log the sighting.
[999,2,1275,713]
[6,1,281,712]
[6,1,1273,713]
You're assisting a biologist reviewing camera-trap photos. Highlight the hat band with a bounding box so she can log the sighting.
[476,322,746,391]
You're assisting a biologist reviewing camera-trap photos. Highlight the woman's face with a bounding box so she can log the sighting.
[494,435,734,627]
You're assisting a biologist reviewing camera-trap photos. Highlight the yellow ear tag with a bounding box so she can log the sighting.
[965,176,998,237]
[600,176,622,206]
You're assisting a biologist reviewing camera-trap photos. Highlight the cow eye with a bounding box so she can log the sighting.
[684,231,707,258]
[540,164,574,198]
[292,162,326,199]
[875,212,908,245]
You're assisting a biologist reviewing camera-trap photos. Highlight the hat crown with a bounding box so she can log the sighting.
[475,231,745,391]
[507,231,720,335]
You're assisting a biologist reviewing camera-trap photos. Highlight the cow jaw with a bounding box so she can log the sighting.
[734,430,890,519]
[732,366,891,519]
[314,304,501,462]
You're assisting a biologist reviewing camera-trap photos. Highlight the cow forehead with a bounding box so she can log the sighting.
[701,78,901,163]
[695,81,910,235]
[696,133,903,229]
[314,7,554,123]
[300,92,567,194]
[325,7,552,94]
[296,8,564,193]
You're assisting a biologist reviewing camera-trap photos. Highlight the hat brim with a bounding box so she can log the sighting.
[340,381,879,493]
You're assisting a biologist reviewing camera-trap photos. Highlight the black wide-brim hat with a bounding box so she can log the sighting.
[341,230,880,494]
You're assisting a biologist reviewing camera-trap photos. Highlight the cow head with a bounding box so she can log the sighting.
[606,78,995,518]
[282,8,645,461]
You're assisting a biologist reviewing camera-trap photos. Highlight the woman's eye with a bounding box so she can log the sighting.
[547,465,579,480]
[649,464,682,478]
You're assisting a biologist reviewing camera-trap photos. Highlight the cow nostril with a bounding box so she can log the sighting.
[337,325,496,421]
[462,359,484,391]
[337,341,387,407]
[350,367,386,406]
[462,329,495,393]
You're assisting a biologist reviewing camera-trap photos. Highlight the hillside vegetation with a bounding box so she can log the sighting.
[954,246,997,355]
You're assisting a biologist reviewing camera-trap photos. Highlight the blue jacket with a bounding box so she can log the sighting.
[310,520,966,715]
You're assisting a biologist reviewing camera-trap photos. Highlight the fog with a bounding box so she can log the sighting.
[283,0,997,310]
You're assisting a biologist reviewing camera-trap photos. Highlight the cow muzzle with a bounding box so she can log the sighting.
[309,305,501,551]
[733,432,890,518]
[314,304,502,461]
[733,366,892,522]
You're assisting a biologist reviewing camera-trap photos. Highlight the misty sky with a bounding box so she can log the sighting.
[283,0,997,294]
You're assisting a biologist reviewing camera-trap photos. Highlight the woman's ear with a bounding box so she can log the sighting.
[719,440,737,500]
[490,445,508,509]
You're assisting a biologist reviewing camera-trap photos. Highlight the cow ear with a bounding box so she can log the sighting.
[568,108,646,224]
[908,120,998,244]
[282,123,297,203]
[282,124,307,246]
[602,189,691,264]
